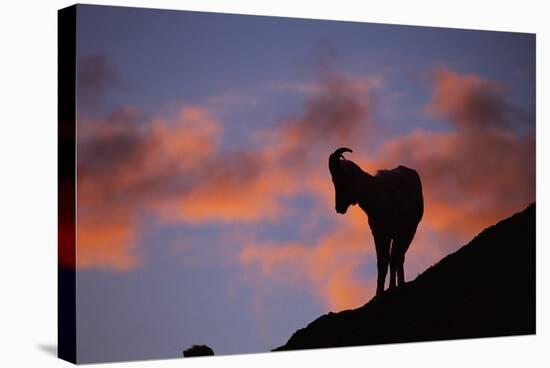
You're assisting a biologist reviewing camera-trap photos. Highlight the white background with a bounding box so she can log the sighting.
[0,0,547,366]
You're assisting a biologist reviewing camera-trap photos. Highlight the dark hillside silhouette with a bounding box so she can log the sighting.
[274,203,535,351]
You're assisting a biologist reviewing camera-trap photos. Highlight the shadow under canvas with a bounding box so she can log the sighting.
[37,344,58,357]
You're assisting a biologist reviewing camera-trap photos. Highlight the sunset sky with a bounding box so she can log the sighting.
[72,5,535,363]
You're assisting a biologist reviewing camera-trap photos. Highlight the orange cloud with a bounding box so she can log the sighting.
[76,208,139,271]
[374,68,535,237]
[324,263,376,311]
[150,107,222,168]
[156,153,297,224]
[239,205,376,311]
[76,106,222,270]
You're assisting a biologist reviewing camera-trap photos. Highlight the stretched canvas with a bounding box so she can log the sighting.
[58,4,536,364]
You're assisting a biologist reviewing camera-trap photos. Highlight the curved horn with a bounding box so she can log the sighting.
[329,147,353,175]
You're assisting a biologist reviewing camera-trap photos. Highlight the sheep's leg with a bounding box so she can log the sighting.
[394,228,416,287]
[389,240,398,290]
[391,251,405,287]
[397,257,405,287]
[374,234,391,297]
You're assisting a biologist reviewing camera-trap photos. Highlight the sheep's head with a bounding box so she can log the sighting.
[329,147,359,214]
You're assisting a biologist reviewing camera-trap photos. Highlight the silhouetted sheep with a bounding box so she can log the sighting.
[182,344,215,357]
[329,147,424,297]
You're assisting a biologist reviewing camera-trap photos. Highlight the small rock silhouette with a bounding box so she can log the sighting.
[183,344,215,357]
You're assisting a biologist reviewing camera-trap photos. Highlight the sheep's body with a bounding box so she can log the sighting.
[362,166,423,237]
[329,148,424,297]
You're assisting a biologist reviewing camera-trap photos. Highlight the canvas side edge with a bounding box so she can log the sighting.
[58,4,77,365]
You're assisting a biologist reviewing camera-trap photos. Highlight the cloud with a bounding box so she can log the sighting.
[239,207,375,310]
[426,68,526,132]
[155,151,296,224]
[76,207,139,271]
[374,67,535,236]
[77,54,120,107]
[270,73,384,97]
[154,68,376,224]
[76,106,222,270]
[277,71,373,166]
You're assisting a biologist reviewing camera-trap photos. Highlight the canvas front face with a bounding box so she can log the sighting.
[58,4,535,364]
